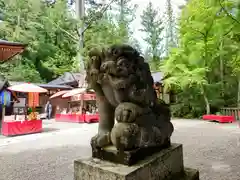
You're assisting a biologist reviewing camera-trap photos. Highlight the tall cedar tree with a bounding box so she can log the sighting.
[140,2,164,71]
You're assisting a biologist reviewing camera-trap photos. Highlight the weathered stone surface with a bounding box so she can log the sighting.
[74,143,199,180]
[91,139,171,166]
[179,168,200,180]
[86,44,174,151]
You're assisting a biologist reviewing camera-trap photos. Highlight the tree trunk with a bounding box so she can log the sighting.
[202,35,210,114]
[120,0,124,22]
[237,76,240,107]
[13,15,21,39]
[220,40,224,97]
[203,93,210,114]
[201,85,210,114]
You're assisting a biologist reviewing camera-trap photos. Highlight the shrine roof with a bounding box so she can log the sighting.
[0,39,26,47]
[9,81,73,90]
[0,39,27,62]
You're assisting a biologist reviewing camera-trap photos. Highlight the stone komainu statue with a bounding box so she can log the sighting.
[86,44,174,151]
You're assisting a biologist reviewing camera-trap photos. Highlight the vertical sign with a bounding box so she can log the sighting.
[0,90,11,106]
[28,92,39,107]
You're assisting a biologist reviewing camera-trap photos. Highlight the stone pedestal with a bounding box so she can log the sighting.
[74,143,199,180]
[91,139,171,166]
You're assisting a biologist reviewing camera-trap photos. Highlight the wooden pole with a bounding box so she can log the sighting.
[2,105,5,123]
[2,91,7,123]
[76,0,85,71]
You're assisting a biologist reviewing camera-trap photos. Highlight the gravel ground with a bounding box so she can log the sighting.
[0,119,240,180]
[173,119,240,180]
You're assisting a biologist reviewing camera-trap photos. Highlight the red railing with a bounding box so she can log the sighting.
[220,108,240,121]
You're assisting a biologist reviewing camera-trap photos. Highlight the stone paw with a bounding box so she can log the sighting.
[115,103,142,123]
[91,132,111,148]
[114,80,127,89]
[89,69,99,84]
[111,123,140,150]
[115,136,132,150]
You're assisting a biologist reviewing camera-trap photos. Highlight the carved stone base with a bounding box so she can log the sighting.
[91,140,171,166]
[74,143,199,180]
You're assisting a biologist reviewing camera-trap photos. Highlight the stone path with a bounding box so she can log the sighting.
[0,119,240,180]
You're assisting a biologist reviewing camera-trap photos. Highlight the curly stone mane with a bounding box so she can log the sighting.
[86,44,157,107]
[86,44,173,151]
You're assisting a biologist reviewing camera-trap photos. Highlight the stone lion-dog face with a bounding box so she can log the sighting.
[99,45,139,79]
[86,44,173,150]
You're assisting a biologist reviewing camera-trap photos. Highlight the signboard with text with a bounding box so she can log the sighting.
[71,93,96,101]
[28,92,39,107]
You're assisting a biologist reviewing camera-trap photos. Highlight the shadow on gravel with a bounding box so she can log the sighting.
[42,127,60,133]
[0,145,91,180]
[0,128,60,138]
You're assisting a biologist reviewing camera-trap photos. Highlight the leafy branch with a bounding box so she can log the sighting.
[219,0,240,25]
[82,0,117,34]
[44,17,79,43]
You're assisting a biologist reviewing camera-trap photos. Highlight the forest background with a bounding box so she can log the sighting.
[0,0,239,118]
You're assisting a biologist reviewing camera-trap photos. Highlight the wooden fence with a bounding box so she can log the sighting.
[220,107,240,120]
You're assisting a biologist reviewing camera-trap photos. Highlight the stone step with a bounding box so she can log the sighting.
[179,168,199,180]
[74,143,199,180]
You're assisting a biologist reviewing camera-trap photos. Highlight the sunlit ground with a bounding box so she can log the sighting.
[0,119,240,180]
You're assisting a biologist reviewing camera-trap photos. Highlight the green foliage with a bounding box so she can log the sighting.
[0,0,138,81]
[161,0,240,117]
[140,2,164,70]
[114,0,137,40]
[165,0,177,52]
[0,0,79,82]
[79,0,138,68]
[84,15,128,50]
